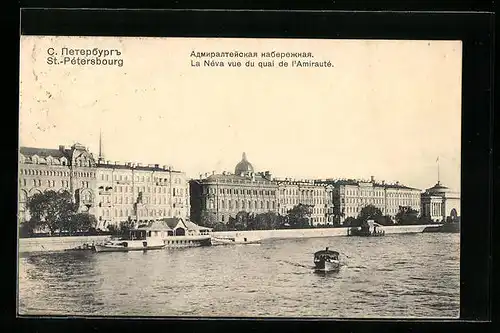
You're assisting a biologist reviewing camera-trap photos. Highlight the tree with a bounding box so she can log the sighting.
[67,213,98,235]
[287,204,313,229]
[377,215,394,226]
[395,206,420,225]
[107,223,119,235]
[213,222,228,231]
[231,211,252,230]
[357,205,383,224]
[252,212,281,230]
[342,216,358,227]
[199,210,217,228]
[26,190,78,236]
[19,219,38,238]
[119,218,135,236]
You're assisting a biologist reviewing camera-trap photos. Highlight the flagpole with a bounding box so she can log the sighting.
[437,156,440,184]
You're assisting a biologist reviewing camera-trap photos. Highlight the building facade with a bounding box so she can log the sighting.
[275,179,334,226]
[190,153,279,224]
[189,153,334,226]
[95,161,190,229]
[18,143,98,223]
[18,142,190,230]
[320,177,421,224]
[420,181,460,223]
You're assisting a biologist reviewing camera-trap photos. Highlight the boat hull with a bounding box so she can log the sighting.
[93,243,166,253]
[314,259,340,271]
[211,237,261,246]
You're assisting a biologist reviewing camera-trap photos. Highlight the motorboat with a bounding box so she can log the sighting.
[314,247,340,271]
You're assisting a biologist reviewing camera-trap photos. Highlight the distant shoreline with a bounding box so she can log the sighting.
[18,224,458,254]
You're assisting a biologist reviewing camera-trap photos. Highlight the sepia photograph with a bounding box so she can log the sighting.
[18,36,461,318]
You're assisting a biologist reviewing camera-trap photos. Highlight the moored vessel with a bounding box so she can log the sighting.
[211,234,261,246]
[93,218,212,252]
[347,220,385,237]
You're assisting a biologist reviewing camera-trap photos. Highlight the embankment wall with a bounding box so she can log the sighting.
[18,235,109,254]
[212,224,441,241]
[18,225,442,254]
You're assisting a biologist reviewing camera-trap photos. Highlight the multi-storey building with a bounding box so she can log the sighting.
[190,153,278,224]
[420,181,460,223]
[320,176,421,224]
[95,160,190,229]
[18,143,98,223]
[275,179,334,226]
[189,153,334,226]
[18,139,190,230]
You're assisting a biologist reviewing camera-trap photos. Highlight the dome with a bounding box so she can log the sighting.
[235,152,254,175]
[427,181,451,194]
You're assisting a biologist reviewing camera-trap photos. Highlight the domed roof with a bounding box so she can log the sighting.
[427,181,451,193]
[235,152,254,175]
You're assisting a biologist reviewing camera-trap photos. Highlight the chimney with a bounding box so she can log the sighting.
[382,180,385,185]
[154,164,159,168]
[371,176,375,183]
[59,145,65,152]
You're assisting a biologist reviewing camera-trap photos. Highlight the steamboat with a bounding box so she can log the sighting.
[93,218,212,253]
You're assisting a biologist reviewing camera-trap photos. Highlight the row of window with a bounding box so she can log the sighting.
[20,179,70,188]
[20,169,95,178]
[345,189,419,198]
[99,208,183,218]
[22,157,91,168]
[280,188,325,196]
[111,185,186,196]
[21,155,68,166]
[100,173,183,184]
[207,199,277,211]
[205,187,277,196]
[102,195,187,205]
[343,197,419,206]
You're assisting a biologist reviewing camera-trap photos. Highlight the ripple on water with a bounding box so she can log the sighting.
[18,233,460,318]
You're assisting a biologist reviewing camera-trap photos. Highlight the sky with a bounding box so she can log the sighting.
[19,36,462,191]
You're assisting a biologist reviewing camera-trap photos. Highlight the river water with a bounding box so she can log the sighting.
[18,233,460,318]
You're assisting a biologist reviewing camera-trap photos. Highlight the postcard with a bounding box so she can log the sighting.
[18,36,462,318]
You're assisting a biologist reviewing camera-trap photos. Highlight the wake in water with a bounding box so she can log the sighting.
[279,259,349,271]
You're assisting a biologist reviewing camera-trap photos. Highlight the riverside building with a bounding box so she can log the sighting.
[18,137,190,230]
[319,177,421,224]
[275,179,334,226]
[420,181,460,223]
[189,153,279,224]
[18,143,98,223]
[189,153,334,226]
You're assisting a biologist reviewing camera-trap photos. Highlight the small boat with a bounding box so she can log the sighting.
[211,234,261,246]
[64,243,95,252]
[314,247,340,271]
[347,220,385,237]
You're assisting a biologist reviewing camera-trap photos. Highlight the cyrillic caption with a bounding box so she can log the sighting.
[46,47,124,67]
[190,51,334,68]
